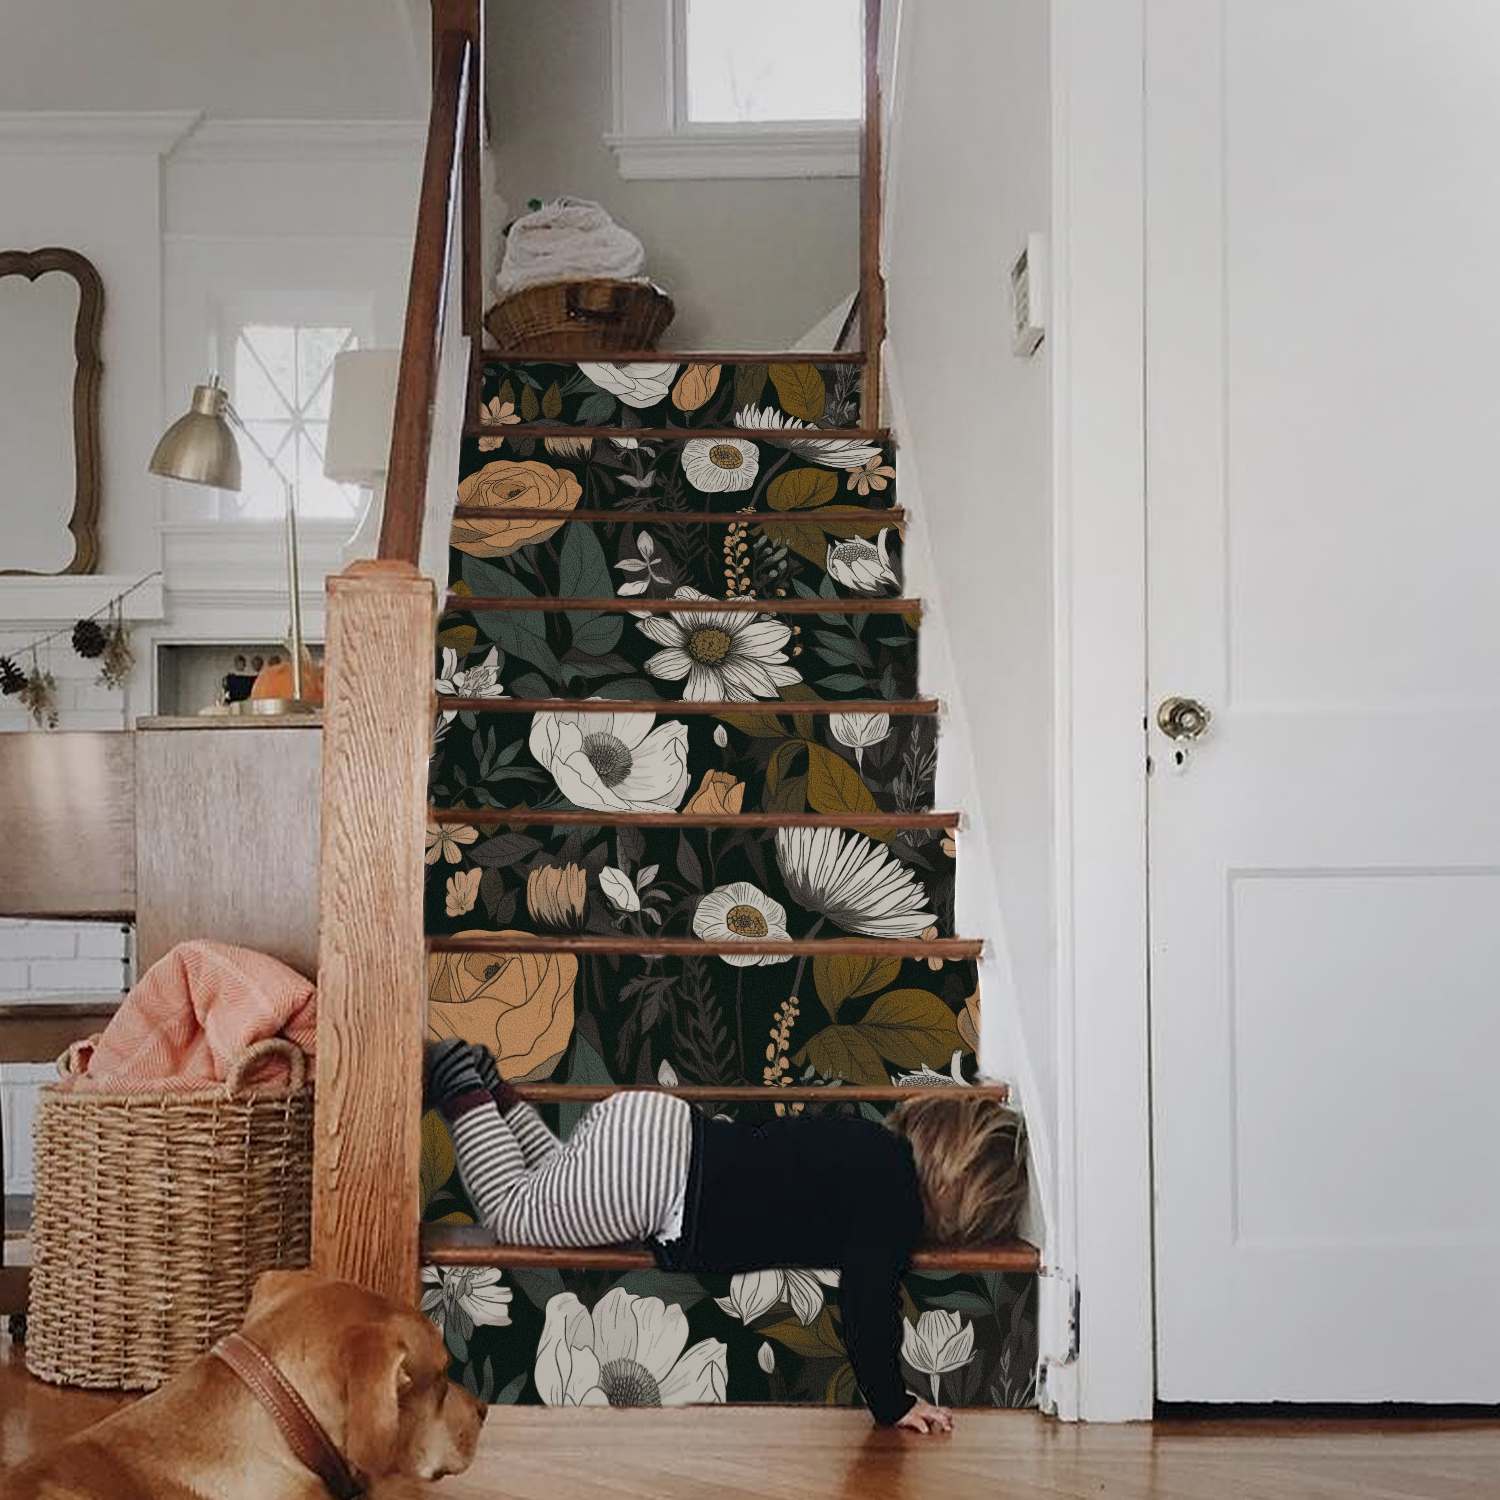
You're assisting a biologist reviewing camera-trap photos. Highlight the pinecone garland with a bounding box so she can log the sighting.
[0,656,25,696]
[71,617,108,659]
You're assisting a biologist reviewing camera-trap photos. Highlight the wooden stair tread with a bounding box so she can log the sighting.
[446,595,917,616]
[429,808,957,830]
[468,425,891,442]
[481,349,866,365]
[429,935,982,958]
[451,506,905,525]
[438,697,939,716]
[422,1223,1040,1275]
[511,1082,1007,1104]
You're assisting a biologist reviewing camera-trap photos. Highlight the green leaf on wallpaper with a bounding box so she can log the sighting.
[419,1108,456,1213]
[461,557,562,678]
[767,468,838,512]
[520,382,540,421]
[764,740,810,815]
[575,391,617,425]
[508,1267,566,1311]
[559,1033,613,1135]
[566,611,625,657]
[557,518,613,598]
[733,361,769,411]
[436,622,479,655]
[813,951,902,1022]
[796,1024,888,1086]
[769,362,827,423]
[922,1290,996,1318]
[824,1361,859,1407]
[496,379,516,411]
[611,1269,708,1311]
[491,1372,528,1406]
[759,519,830,569]
[805,743,880,819]
[857,989,962,1069]
[542,382,564,419]
[760,1306,847,1361]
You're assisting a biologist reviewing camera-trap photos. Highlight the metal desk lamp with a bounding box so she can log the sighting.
[148,375,316,713]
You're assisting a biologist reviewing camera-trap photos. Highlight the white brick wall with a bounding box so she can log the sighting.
[0,922,132,1193]
[1,621,135,1197]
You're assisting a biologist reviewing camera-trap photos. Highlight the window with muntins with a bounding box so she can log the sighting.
[230,322,360,521]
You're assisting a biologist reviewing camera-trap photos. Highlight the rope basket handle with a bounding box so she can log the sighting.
[56,1038,97,1079]
[224,1038,308,1098]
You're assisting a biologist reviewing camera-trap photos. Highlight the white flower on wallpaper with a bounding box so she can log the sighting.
[733,404,883,471]
[680,437,761,493]
[692,882,792,966]
[715,1269,840,1328]
[433,646,506,742]
[901,1310,975,1404]
[421,1266,513,1354]
[529,707,690,813]
[826,529,898,594]
[829,711,891,767]
[775,826,935,939]
[577,362,681,409]
[599,865,642,914]
[638,587,801,702]
[535,1288,728,1407]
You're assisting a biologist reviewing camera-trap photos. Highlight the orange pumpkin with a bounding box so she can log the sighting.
[250,656,324,705]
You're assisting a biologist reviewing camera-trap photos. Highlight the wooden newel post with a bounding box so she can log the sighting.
[312,559,435,1302]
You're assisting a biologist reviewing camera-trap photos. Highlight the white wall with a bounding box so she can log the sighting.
[0,5,426,1193]
[487,0,859,349]
[884,0,1056,1211]
[0,1,425,120]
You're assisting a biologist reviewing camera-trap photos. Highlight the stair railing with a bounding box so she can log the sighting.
[311,0,482,1302]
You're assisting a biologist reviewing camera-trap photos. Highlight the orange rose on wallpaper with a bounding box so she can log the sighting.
[682,769,745,815]
[957,988,980,1055]
[671,363,722,412]
[452,460,583,557]
[428,933,577,1080]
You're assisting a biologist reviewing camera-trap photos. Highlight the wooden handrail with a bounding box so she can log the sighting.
[379,20,475,565]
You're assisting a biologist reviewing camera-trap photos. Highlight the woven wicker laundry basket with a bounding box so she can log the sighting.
[485,278,674,354]
[25,1037,313,1390]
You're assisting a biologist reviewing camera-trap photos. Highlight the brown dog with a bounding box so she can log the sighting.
[8,1267,486,1499]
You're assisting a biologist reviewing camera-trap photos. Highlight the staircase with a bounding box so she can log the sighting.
[307,0,1038,1422]
[416,355,1039,1410]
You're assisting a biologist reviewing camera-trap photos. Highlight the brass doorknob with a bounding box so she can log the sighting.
[1157,696,1212,741]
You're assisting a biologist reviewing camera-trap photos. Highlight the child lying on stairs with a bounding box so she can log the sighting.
[426,1040,1027,1433]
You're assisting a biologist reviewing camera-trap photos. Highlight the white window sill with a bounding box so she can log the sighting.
[604,126,859,181]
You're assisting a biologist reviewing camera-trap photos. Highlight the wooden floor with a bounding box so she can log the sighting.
[5,1336,1500,1498]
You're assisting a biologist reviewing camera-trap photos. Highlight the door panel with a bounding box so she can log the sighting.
[1147,0,1500,1400]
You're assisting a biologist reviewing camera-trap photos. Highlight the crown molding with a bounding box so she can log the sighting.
[0,111,202,157]
[171,118,426,164]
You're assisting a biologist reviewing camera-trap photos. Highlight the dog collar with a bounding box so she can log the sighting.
[210,1331,365,1500]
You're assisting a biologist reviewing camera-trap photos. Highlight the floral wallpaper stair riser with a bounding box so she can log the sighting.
[421,356,1038,1412]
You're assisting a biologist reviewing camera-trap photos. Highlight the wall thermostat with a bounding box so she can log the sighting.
[1010,232,1048,357]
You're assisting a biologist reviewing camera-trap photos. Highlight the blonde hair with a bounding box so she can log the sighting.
[886,1093,1027,1245]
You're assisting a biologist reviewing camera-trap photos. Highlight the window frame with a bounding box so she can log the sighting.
[211,291,373,525]
[607,0,861,181]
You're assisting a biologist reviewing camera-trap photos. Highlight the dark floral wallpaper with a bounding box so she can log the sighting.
[421,357,1037,1413]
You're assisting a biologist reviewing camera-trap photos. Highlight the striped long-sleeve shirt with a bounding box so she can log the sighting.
[443,1089,693,1247]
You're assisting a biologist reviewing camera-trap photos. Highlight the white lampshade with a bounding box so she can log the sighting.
[324,349,400,485]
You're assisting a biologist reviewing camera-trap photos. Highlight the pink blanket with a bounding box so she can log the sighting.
[62,940,316,1093]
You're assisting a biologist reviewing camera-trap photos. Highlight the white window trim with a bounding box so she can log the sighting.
[606,0,860,180]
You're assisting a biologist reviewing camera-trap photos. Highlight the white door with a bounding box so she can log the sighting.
[1147,0,1500,1401]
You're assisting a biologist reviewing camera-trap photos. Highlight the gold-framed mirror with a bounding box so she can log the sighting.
[0,247,104,575]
